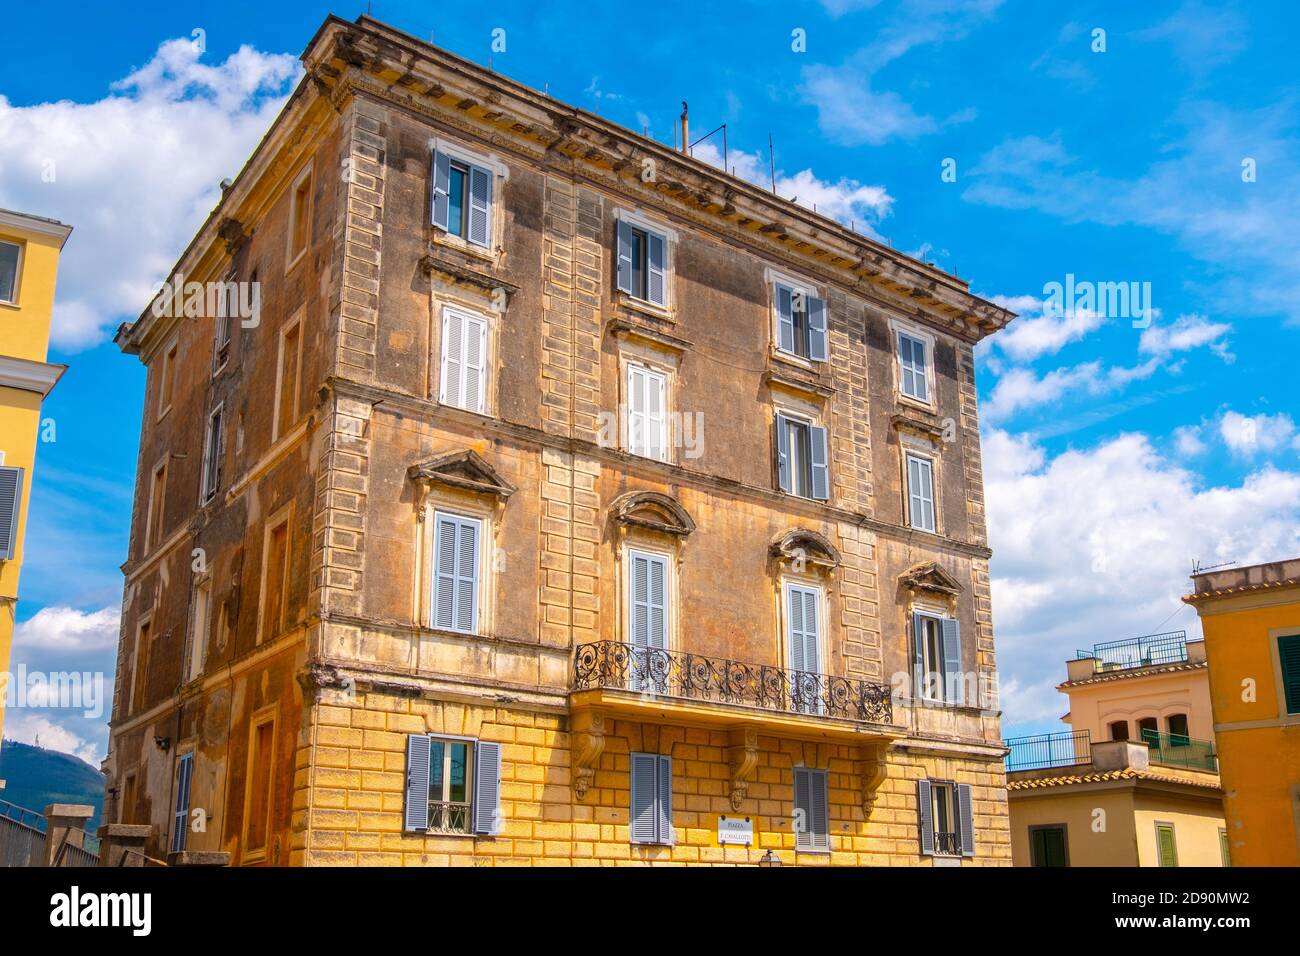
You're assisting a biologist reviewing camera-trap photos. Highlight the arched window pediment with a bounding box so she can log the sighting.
[610,490,695,537]
[769,528,841,570]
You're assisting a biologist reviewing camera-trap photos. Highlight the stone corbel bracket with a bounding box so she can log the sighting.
[571,710,606,801]
[859,742,891,818]
[727,726,760,810]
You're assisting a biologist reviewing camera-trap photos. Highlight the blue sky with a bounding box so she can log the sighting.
[2,0,1298,762]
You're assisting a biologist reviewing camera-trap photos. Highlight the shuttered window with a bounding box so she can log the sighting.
[0,465,23,560]
[0,239,19,304]
[793,767,830,852]
[1030,825,1068,867]
[913,612,963,704]
[432,150,493,247]
[898,329,930,402]
[919,779,975,857]
[171,752,194,854]
[626,363,668,460]
[403,735,501,836]
[774,281,827,361]
[201,406,224,502]
[906,452,936,532]
[1278,633,1300,715]
[1156,823,1178,867]
[439,306,489,413]
[1219,828,1231,867]
[616,219,667,307]
[629,752,673,844]
[628,550,668,650]
[785,584,821,675]
[776,413,829,501]
[433,513,480,633]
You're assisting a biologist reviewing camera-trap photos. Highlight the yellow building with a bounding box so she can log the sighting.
[0,208,72,781]
[1005,630,1227,866]
[1184,558,1300,867]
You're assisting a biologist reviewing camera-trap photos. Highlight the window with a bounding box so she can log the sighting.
[0,239,20,303]
[200,406,224,503]
[213,271,235,373]
[274,317,302,440]
[244,715,276,857]
[630,752,673,845]
[403,734,501,835]
[172,752,194,854]
[433,512,480,633]
[1278,633,1300,715]
[913,611,963,704]
[130,620,152,715]
[0,465,23,561]
[626,363,667,460]
[774,281,827,361]
[259,513,291,642]
[785,583,823,716]
[1137,716,1158,741]
[919,779,974,857]
[119,773,137,825]
[897,329,931,403]
[1155,822,1178,867]
[432,150,492,247]
[1030,825,1069,867]
[1109,720,1129,742]
[616,218,667,307]
[438,306,488,413]
[1166,712,1190,746]
[793,767,830,852]
[187,580,211,682]
[628,549,668,651]
[287,166,313,265]
[776,412,829,500]
[157,339,178,419]
[905,452,937,532]
[146,461,167,551]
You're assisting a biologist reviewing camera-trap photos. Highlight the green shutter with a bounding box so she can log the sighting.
[1278,634,1300,715]
[1156,824,1178,867]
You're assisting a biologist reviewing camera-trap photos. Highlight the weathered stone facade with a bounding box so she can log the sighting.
[107,14,1016,866]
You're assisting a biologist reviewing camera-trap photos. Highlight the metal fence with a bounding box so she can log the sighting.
[1004,730,1093,772]
[1141,729,1218,772]
[1077,631,1189,671]
[0,814,47,867]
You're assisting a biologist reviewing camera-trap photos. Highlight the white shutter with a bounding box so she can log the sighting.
[648,368,667,461]
[907,454,935,532]
[467,165,491,247]
[787,584,807,673]
[942,618,963,706]
[440,308,464,407]
[462,313,487,413]
[775,414,791,493]
[626,364,646,455]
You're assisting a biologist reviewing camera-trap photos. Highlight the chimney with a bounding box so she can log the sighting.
[680,101,689,153]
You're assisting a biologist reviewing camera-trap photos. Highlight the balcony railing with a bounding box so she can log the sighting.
[1004,730,1093,772]
[933,831,961,856]
[1076,631,1188,671]
[427,801,472,834]
[1141,730,1218,772]
[572,641,893,725]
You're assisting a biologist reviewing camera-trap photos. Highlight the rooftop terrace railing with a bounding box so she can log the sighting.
[1141,729,1218,772]
[1003,730,1092,772]
[1076,631,1189,671]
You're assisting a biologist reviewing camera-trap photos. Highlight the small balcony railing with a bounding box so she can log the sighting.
[1141,730,1218,772]
[427,801,472,834]
[572,641,893,725]
[1004,730,1093,772]
[1076,631,1189,671]
[933,831,961,856]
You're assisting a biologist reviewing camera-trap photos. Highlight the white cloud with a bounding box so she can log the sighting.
[0,37,298,350]
[988,294,1107,361]
[14,606,120,652]
[987,426,1300,732]
[1139,313,1232,360]
[3,714,102,765]
[983,358,1159,421]
[1218,410,1300,457]
[1173,424,1207,457]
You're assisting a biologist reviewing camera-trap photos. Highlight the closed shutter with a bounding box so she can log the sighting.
[0,466,22,560]
[473,741,502,835]
[793,767,830,851]
[956,782,975,856]
[776,284,796,353]
[941,618,964,706]
[629,551,667,650]
[404,734,432,832]
[627,364,666,459]
[616,220,634,293]
[907,454,935,531]
[775,414,791,493]
[807,295,827,361]
[440,308,463,407]
[440,309,488,412]
[462,312,487,413]
[627,364,646,454]
[431,150,451,230]
[912,613,927,699]
[647,231,666,305]
[171,752,194,853]
[467,165,491,247]
[1279,634,1300,715]
[1156,824,1178,867]
[630,752,658,843]
[648,369,666,461]
[810,425,830,500]
[917,779,935,855]
[787,585,820,675]
[656,755,673,844]
[433,514,479,633]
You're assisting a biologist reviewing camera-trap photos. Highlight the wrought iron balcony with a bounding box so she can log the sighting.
[427,801,472,834]
[933,831,962,856]
[572,641,893,725]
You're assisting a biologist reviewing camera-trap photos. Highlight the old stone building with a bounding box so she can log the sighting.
[106,14,1016,866]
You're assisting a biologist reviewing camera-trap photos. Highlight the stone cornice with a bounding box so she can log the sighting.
[0,354,67,397]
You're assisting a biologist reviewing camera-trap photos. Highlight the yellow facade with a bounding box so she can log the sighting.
[1185,559,1300,867]
[0,208,72,772]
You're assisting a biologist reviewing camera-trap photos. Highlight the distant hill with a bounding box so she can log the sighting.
[0,739,104,832]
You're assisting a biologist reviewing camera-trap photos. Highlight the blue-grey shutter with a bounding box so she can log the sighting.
[656,755,673,844]
[431,150,450,230]
[473,741,501,835]
[776,284,796,353]
[787,586,807,674]
[467,165,491,247]
[455,518,479,633]
[776,414,791,493]
[647,554,666,650]
[0,466,22,560]
[912,614,927,699]
[941,618,963,705]
[809,768,830,851]
[808,295,827,361]
[647,231,666,305]
[630,752,658,843]
[956,782,975,857]
[404,734,432,832]
[434,516,457,629]
[917,779,935,855]
[631,553,650,648]
[810,425,830,500]
[616,220,634,293]
[171,752,194,853]
[793,767,811,850]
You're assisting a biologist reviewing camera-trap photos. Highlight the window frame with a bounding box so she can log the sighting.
[915,610,947,703]
[171,749,195,854]
[1271,629,1300,720]
[144,457,168,553]
[0,237,23,306]
[904,450,938,533]
[430,510,483,635]
[285,163,314,272]
[272,311,304,443]
[629,751,674,846]
[768,270,827,364]
[200,403,224,504]
[625,545,672,653]
[1028,823,1069,867]
[792,766,831,853]
[156,337,179,421]
[425,734,476,835]
[437,303,491,415]
[242,705,279,863]
[1154,821,1179,868]
[614,208,675,313]
[257,505,293,644]
[775,408,830,501]
[624,360,670,461]
[429,138,504,253]
[212,269,236,377]
[186,577,212,683]
[128,613,154,717]
[892,321,937,408]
